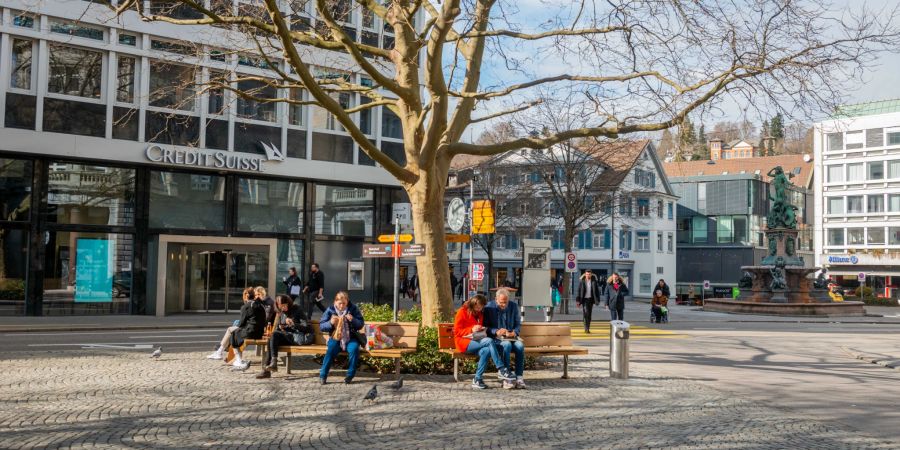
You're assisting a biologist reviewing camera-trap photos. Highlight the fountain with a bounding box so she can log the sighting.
[703,166,865,316]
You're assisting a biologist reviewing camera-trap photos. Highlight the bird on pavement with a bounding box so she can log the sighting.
[389,376,404,390]
[150,347,162,359]
[364,385,378,401]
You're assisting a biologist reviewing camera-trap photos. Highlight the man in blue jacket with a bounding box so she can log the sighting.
[484,288,525,389]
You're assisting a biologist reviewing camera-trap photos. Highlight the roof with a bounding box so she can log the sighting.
[449,153,491,170]
[724,139,755,149]
[662,154,813,189]
[834,99,900,118]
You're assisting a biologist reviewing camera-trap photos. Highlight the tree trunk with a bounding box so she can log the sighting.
[406,164,453,327]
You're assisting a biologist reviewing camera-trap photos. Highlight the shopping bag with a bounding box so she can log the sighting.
[365,324,395,351]
[552,288,561,306]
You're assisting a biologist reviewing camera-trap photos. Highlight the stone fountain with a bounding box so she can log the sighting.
[703,166,865,316]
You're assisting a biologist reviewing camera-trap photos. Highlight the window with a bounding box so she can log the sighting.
[13,12,35,28]
[49,19,104,40]
[636,198,650,217]
[845,130,864,149]
[867,128,884,147]
[657,232,664,251]
[847,228,865,245]
[827,165,843,182]
[236,79,278,122]
[207,71,226,115]
[238,178,304,233]
[119,34,137,46]
[359,95,372,134]
[667,232,674,252]
[43,232,132,315]
[847,196,863,214]
[636,231,650,251]
[148,62,196,110]
[889,131,900,146]
[47,44,104,99]
[314,185,374,236]
[10,39,33,90]
[593,229,611,249]
[733,216,748,244]
[697,182,707,212]
[827,132,843,151]
[116,56,136,103]
[149,171,225,230]
[890,227,900,245]
[868,195,884,213]
[382,107,403,139]
[868,161,884,180]
[288,88,304,126]
[717,216,734,243]
[828,197,844,214]
[619,230,632,251]
[657,200,664,218]
[45,164,135,225]
[551,230,565,250]
[667,202,674,220]
[576,230,593,250]
[889,160,900,179]
[827,228,844,246]
[0,158,33,222]
[846,163,864,181]
[619,197,632,216]
[639,273,651,293]
[518,202,528,216]
[691,216,707,243]
[868,227,885,245]
[890,194,900,212]
[311,133,353,164]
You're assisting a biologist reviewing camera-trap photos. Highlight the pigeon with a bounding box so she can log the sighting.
[389,376,404,390]
[150,347,162,359]
[364,385,378,401]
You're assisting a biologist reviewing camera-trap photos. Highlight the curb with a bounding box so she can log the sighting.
[841,346,900,371]
[0,325,225,334]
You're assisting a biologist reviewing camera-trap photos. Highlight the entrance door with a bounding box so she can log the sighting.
[165,243,269,313]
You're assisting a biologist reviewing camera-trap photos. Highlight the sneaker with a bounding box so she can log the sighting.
[502,380,516,390]
[515,379,527,390]
[255,370,272,379]
[497,368,516,381]
[471,379,488,390]
[344,377,354,384]
[264,363,278,372]
[207,351,223,360]
[319,377,327,385]
[231,361,251,371]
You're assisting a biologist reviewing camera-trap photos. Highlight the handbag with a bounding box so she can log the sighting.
[470,330,487,341]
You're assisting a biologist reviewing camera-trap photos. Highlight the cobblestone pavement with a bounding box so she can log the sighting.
[1,350,895,450]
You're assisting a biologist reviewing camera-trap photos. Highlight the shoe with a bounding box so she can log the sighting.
[515,379,527,390]
[344,377,354,384]
[319,377,327,385]
[584,329,591,334]
[502,380,516,390]
[264,363,278,372]
[255,370,272,379]
[471,379,488,390]
[207,351,223,360]
[232,361,251,371]
[498,368,516,381]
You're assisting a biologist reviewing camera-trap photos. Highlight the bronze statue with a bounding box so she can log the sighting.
[766,166,798,229]
[738,271,754,289]
[769,257,787,291]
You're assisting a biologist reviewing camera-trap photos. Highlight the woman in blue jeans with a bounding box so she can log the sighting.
[453,294,512,389]
[318,291,365,384]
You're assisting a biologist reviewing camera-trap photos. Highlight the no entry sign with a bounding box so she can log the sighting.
[565,252,577,273]
[471,263,485,281]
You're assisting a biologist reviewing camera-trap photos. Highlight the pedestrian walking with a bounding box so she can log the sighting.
[577,269,602,333]
[603,273,629,321]
[282,267,303,302]
[302,263,326,319]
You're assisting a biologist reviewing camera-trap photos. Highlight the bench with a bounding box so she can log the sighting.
[278,321,420,376]
[438,322,589,382]
[225,324,274,364]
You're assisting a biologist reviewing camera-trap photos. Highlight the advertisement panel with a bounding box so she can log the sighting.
[74,238,112,303]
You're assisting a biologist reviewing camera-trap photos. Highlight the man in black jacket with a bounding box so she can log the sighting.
[230,294,267,371]
[256,295,313,378]
[302,263,326,319]
[577,269,603,333]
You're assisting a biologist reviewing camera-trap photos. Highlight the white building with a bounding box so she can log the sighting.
[449,140,678,300]
[815,100,900,298]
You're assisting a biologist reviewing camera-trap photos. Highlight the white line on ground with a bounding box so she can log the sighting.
[128,335,218,339]
[28,340,217,347]
[6,329,222,337]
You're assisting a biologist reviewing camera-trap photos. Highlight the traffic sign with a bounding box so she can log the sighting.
[363,244,394,258]
[377,234,413,243]
[471,263,485,281]
[703,280,711,290]
[565,252,578,273]
[392,203,412,225]
[858,272,866,282]
[446,233,471,243]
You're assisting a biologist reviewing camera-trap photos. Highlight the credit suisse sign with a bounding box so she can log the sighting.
[145,143,284,173]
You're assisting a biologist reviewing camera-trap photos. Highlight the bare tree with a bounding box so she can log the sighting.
[104,0,899,324]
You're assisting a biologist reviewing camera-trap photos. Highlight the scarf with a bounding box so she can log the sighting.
[334,308,351,351]
[613,282,620,291]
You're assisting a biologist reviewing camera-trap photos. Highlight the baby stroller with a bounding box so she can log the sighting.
[650,290,669,323]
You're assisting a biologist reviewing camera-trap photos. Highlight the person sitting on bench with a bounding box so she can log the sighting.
[229,288,268,371]
[484,288,526,390]
[454,294,514,390]
[256,294,313,379]
[254,286,277,326]
[318,291,365,384]
[207,287,255,360]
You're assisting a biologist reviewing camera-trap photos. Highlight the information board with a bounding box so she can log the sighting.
[74,238,112,303]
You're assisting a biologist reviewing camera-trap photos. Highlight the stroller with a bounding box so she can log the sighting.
[650,290,669,324]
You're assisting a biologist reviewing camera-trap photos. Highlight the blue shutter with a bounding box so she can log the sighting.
[585,230,593,249]
[604,229,612,249]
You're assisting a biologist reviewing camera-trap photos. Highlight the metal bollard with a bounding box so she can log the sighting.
[609,320,630,379]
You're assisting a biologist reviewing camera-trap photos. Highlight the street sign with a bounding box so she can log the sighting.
[858,272,866,282]
[392,203,412,225]
[377,234,413,243]
[446,198,466,232]
[472,200,495,234]
[703,280,711,290]
[400,244,426,257]
[363,244,394,258]
[446,233,471,243]
[565,252,578,273]
[471,263,485,281]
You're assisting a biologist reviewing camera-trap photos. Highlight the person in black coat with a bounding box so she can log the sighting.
[655,279,671,298]
[282,267,303,301]
[256,295,313,378]
[603,273,629,321]
[230,294,267,371]
[576,269,603,333]
[302,263,326,318]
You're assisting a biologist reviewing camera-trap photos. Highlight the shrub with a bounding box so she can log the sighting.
[861,296,899,307]
[854,286,874,298]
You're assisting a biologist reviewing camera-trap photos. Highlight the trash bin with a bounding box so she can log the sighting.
[609,320,630,379]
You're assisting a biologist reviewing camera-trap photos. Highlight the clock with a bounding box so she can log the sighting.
[446,197,466,232]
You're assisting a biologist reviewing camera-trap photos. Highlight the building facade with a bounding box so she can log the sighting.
[0,2,414,316]
[664,155,814,296]
[448,141,678,301]
[815,101,900,298]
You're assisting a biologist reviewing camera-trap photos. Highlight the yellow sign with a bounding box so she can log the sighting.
[472,200,495,234]
[377,234,413,243]
[446,233,472,243]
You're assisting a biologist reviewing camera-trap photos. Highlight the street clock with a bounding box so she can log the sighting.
[446,197,466,232]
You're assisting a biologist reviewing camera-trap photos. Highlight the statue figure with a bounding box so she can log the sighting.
[769,257,787,291]
[768,236,778,257]
[813,268,829,290]
[766,166,798,229]
[785,236,796,257]
[738,271,754,289]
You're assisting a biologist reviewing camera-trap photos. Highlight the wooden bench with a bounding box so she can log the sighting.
[225,324,274,364]
[278,321,420,376]
[438,322,588,382]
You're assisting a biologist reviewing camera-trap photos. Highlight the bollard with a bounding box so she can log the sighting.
[609,320,630,379]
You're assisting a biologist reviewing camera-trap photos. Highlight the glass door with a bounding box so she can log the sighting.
[166,243,270,313]
[227,248,269,311]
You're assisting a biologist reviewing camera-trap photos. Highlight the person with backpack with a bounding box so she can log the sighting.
[256,295,314,378]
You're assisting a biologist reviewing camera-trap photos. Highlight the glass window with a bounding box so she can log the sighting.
[657,231,664,251]
[868,227,885,245]
[359,95,373,135]
[5,92,37,130]
[116,56,136,103]
[382,106,402,139]
[381,141,406,166]
[10,39,33,90]
[890,227,900,245]
[827,228,844,246]
[827,132,843,151]
[890,194,900,212]
[49,19,104,40]
[888,132,900,146]
[733,216,748,244]
[149,171,225,230]
[846,163,864,181]
[236,79,278,122]
[312,92,350,131]
[667,232,674,252]
[639,273,651,293]
[237,178,304,233]
[207,70,226,115]
[43,231,132,315]
[667,202,674,220]
[846,195,864,214]
[119,34,137,46]
[288,88,304,126]
[888,160,900,179]
[311,133,353,164]
[691,216,707,243]
[205,119,228,150]
[828,197,844,214]
[45,164,135,226]
[619,230,632,251]
[827,165,843,182]
[867,128,884,147]
[276,239,305,296]
[145,112,199,146]
[636,231,649,251]
[112,107,139,141]
[868,195,884,213]
[13,12,35,28]
[717,215,734,243]
[868,161,884,180]
[47,44,104,99]
[636,198,650,217]
[845,130,864,149]
[314,185,374,236]
[234,122,281,155]
[149,62,196,110]
[847,228,864,245]
[0,158,33,221]
[0,228,28,315]
[43,98,106,138]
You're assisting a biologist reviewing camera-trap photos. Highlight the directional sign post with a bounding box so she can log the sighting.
[378,234,413,243]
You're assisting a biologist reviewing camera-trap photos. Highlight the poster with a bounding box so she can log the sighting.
[522,239,552,307]
[347,261,364,290]
[74,238,113,303]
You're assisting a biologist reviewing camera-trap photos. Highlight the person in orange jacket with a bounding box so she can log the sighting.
[454,294,513,389]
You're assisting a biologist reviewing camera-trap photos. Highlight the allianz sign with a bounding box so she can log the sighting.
[827,255,859,264]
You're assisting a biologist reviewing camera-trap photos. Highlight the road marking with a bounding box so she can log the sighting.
[568,322,687,340]
[81,344,155,350]
[6,329,222,337]
[129,334,218,339]
[28,340,217,347]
